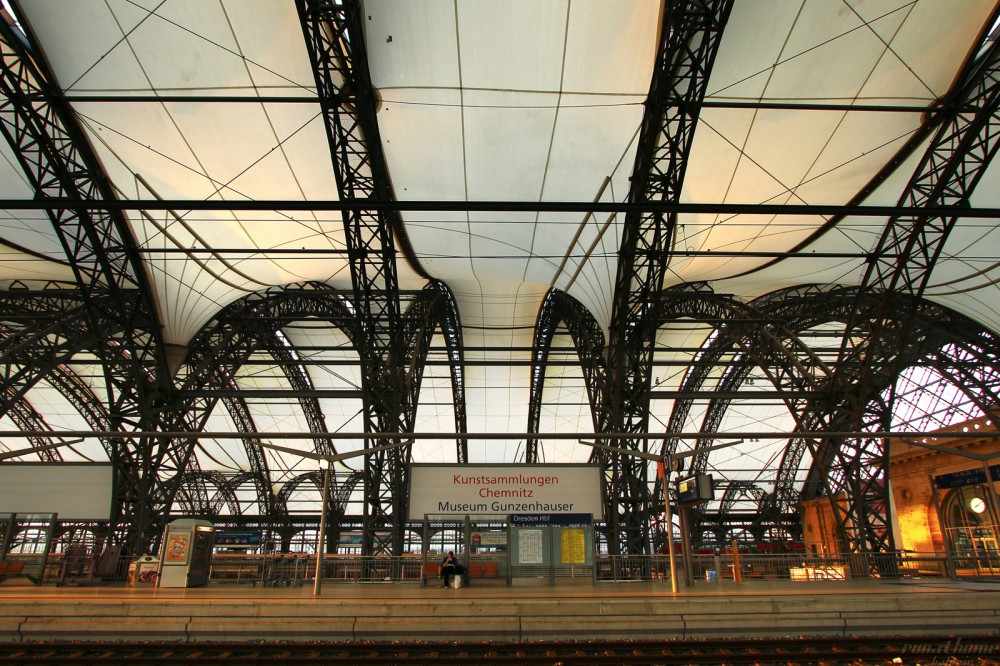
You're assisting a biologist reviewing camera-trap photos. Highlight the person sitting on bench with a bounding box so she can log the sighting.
[440,551,465,587]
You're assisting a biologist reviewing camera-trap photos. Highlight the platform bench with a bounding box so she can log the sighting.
[0,560,25,577]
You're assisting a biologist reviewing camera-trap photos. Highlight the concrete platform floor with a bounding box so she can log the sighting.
[1,577,999,643]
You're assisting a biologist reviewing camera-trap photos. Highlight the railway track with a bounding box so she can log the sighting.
[0,635,998,665]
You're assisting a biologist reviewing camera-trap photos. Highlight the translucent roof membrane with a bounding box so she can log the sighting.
[0,1,996,524]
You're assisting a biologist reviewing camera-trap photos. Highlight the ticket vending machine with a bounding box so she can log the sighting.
[157,519,215,587]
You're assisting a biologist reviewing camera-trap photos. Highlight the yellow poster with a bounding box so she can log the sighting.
[560,528,586,564]
[165,533,190,563]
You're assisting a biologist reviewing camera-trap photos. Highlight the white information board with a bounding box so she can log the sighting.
[409,463,603,520]
[518,529,544,564]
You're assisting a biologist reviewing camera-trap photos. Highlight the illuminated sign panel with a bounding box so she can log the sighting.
[409,464,603,520]
[675,473,714,507]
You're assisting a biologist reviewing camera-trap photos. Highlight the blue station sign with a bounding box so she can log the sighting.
[214,531,261,547]
[509,513,592,526]
[934,465,1000,490]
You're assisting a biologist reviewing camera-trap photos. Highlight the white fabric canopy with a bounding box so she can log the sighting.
[0,0,997,514]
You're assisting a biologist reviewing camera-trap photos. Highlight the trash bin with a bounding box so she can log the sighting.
[129,555,159,587]
[705,570,717,582]
[449,575,465,588]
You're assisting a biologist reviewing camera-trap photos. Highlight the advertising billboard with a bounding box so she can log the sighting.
[0,463,112,520]
[409,463,603,520]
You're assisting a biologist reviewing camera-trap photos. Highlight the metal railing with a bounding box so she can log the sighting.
[593,551,958,583]
[32,550,995,585]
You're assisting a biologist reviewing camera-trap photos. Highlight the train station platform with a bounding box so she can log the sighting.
[0,577,999,644]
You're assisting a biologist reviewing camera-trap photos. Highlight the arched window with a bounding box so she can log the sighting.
[942,486,997,556]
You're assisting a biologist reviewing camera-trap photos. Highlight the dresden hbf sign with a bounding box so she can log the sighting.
[408,463,604,520]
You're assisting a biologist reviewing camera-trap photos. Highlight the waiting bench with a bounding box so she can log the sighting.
[467,561,500,578]
[423,560,501,586]
[423,561,445,586]
[0,560,25,578]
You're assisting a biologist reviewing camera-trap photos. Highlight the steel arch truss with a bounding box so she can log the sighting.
[649,284,833,542]
[276,470,361,519]
[45,364,115,459]
[0,286,174,553]
[642,283,1000,547]
[600,0,734,554]
[215,393,274,520]
[3,389,61,462]
[802,23,1000,553]
[402,280,468,464]
[741,287,1000,551]
[275,469,363,551]
[0,15,180,555]
[297,0,417,553]
[528,290,607,464]
[171,470,242,517]
[179,282,360,458]
[177,281,465,552]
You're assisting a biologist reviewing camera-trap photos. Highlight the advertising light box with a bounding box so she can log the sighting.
[409,464,603,520]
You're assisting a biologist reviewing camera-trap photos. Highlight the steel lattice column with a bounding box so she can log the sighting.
[600,0,734,554]
[297,0,414,553]
[0,17,177,555]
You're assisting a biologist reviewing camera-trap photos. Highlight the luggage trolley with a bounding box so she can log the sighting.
[258,543,307,587]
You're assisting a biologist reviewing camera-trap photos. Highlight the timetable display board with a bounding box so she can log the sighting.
[517,528,545,564]
[509,514,593,567]
[560,528,587,564]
